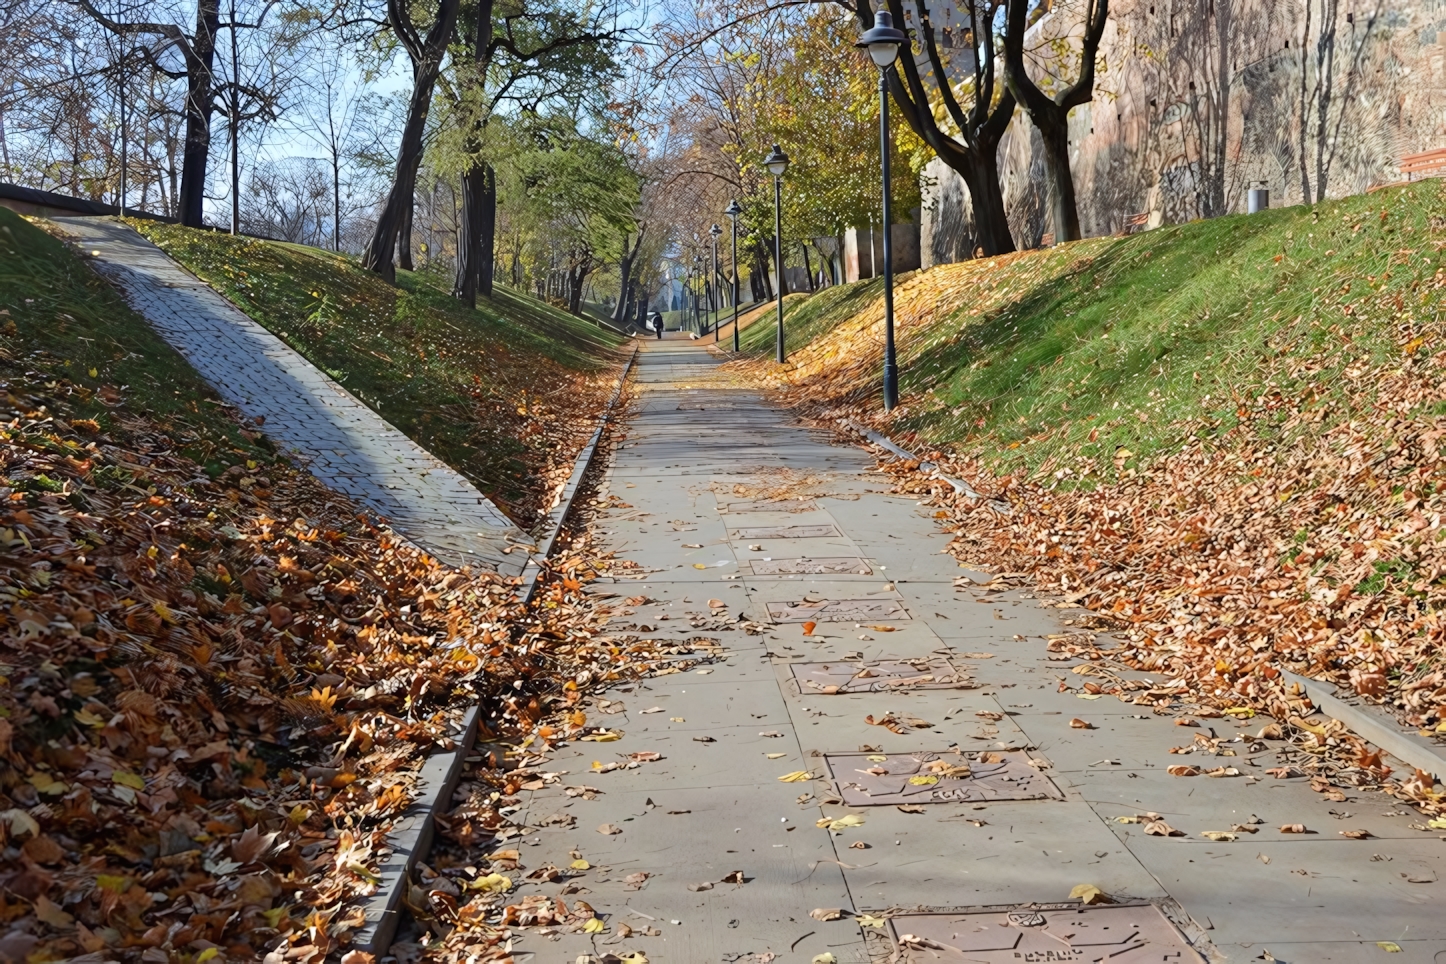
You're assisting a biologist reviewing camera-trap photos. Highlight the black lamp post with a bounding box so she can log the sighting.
[693,254,704,333]
[763,143,790,364]
[725,199,742,352]
[709,223,722,341]
[856,9,906,411]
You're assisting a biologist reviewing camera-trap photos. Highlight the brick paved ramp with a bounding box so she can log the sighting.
[54,217,524,572]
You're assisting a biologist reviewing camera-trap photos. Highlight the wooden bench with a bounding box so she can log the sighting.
[1401,148,1446,180]
[1121,212,1149,235]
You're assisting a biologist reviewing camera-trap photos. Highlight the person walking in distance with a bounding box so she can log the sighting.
[652,312,664,340]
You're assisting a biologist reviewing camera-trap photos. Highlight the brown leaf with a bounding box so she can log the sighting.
[810,908,844,921]
[1279,824,1308,834]
[1143,819,1183,836]
[597,823,622,835]
[1166,765,1200,777]
[1338,829,1372,839]
[1069,718,1094,729]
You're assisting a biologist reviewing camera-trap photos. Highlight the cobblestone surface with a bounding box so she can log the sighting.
[54,217,524,573]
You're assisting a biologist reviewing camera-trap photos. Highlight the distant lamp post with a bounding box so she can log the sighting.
[763,143,790,364]
[725,199,743,352]
[856,9,906,411]
[693,254,704,333]
[709,223,723,341]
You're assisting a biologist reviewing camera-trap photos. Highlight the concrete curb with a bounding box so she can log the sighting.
[839,419,1007,509]
[1282,670,1445,783]
[352,345,638,956]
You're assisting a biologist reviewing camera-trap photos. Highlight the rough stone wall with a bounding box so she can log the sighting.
[922,0,1446,266]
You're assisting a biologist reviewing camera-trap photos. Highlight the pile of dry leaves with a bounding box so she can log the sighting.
[875,336,1446,812]
[0,367,635,963]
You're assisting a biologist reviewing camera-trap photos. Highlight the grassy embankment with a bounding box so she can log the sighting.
[736,182,1446,485]
[0,206,271,471]
[132,222,627,525]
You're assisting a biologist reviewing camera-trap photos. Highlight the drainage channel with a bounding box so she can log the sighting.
[352,346,637,957]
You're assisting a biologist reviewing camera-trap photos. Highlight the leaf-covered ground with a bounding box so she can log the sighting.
[130,222,626,528]
[728,182,1446,808]
[0,210,681,963]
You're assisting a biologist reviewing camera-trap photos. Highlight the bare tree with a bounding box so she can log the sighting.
[1001,0,1109,243]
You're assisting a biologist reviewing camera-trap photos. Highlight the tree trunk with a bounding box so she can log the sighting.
[397,195,414,270]
[1034,115,1079,243]
[959,146,1015,256]
[361,0,458,283]
[179,0,220,228]
[453,161,488,307]
[801,242,815,292]
[633,288,650,327]
[753,242,773,301]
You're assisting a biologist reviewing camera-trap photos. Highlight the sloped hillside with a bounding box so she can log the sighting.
[133,222,627,526]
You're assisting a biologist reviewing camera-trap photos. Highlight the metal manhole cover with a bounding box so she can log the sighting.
[767,598,909,622]
[750,557,872,575]
[822,750,1062,806]
[729,524,841,540]
[885,902,1205,962]
[726,499,818,513]
[791,658,973,694]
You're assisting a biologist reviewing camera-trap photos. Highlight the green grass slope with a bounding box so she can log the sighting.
[0,207,270,472]
[131,223,626,523]
[741,181,1446,483]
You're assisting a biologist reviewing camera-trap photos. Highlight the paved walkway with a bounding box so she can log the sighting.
[508,339,1446,963]
[53,218,523,572]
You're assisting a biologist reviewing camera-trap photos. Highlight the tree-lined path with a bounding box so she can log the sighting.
[496,337,1446,963]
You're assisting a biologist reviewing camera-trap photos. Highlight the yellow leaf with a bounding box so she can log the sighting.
[618,955,648,964]
[582,918,606,934]
[866,754,887,762]
[693,563,708,569]
[95,875,130,893]
[765,752,786,759]
[1378,942,1403,952]
[816,814,866,830]
[88,368,98,378]
[1201,831,1238,842]
[113,771,146,790]
[777,770,814,782]
[1426,818,1446,830]
[73,709,106,727]
[812,955,837,964]
[197,948,221,962]
[347,862,382,884]
[856,914,887,928]
[1223,707,1255,718]
[28,772,66,795]
[471,873,512,894]
[579,731,621,742]
[570,859,591,870]
[1069,883,1111,905]
[908,775,939,785]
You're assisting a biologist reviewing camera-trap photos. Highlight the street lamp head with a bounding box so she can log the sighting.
[857,8,906,68]
[724,199,743,219]
[709,223,723,238]
[763,143,791,178]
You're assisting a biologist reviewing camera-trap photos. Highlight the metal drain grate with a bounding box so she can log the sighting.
[883,902,1206,962]
[749,557,872,575]
[791,658,973,694]
[767,598,909,622]
[822,750,1062,806]
[729,524,841,540]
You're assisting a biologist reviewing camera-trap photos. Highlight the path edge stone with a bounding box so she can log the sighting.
[352,345,638,957]
[839,419,1005,507]
[1282,670,1446,783]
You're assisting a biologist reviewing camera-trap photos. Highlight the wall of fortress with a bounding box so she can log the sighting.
[921,0,1446,265]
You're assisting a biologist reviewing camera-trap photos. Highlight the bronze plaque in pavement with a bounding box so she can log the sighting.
[766,598,908,623]
[749,557,872,576]
[729,524,840,540]
[885,903,1205,962]
[822,750,1061,806]
[791,658,973,694]
[726,499,818,513]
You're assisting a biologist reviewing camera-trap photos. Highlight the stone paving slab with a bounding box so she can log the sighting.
[511,339,1446,963]
[49,217,523,571]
